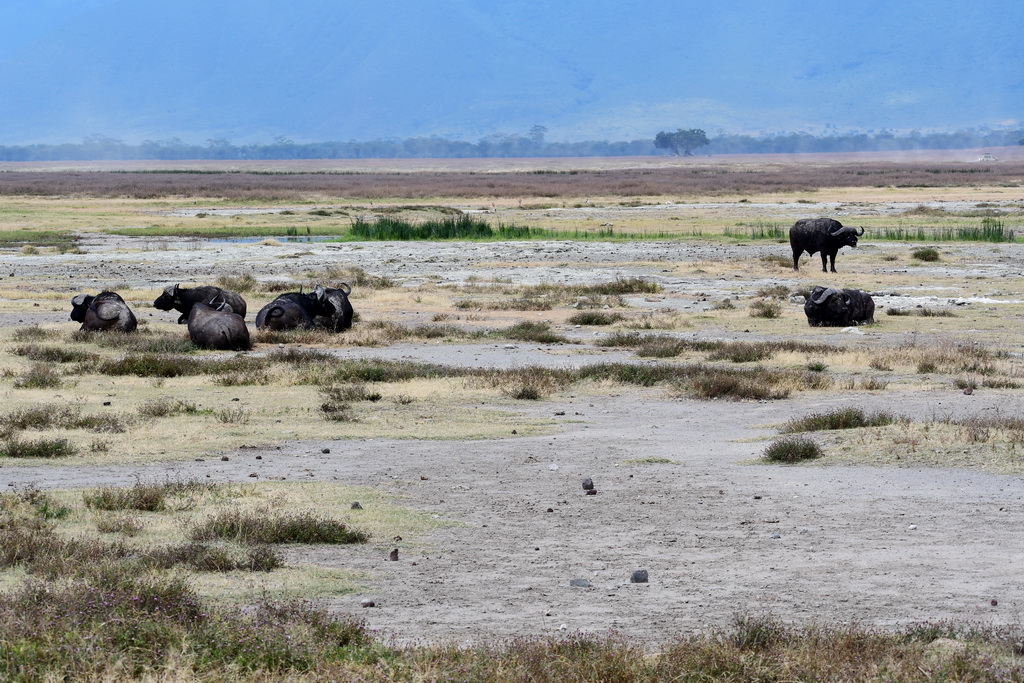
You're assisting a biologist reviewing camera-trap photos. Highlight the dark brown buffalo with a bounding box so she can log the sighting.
[154,284,247,324]
[255,291,334,331]
[70,291,138,332]
[790,218,864,273]
[804,286,875,327]
[187,302,250,350]
[312,283,354,331]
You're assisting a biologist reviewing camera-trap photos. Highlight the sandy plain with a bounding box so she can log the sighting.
[1,157,1023,645]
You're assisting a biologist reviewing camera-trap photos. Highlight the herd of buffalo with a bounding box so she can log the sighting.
[68,217,878,345]
[70,283,354,350]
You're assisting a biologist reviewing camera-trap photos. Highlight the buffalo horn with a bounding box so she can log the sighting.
[811,287,837,304]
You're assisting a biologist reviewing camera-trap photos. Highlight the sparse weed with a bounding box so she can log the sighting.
[911,247,941,261]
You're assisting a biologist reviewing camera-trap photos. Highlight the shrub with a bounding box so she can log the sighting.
[501,322,568,344]
[749,299,782,319]
[782,407,900,433]
[755,284,790,299]
[11,344,97,363]
[13,363,64,389]
[137,397,202,418]
[189,508,369,545]
[217,272,258,292]
[566,311,625,326]
[762,436,822,463]
[0,436,76,458]
[911,247,941,261]
[95,513,145,536]
[144,542,282,572]
[321,384,382,403]
[83,478,214,512]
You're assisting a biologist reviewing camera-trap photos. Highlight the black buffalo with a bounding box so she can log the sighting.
[311,283,354,331]
[70,291,138,332]
[804,286,875,327]
[255,291,335,331]
[187,301,250,350]
[790,218,864,273]
[154,284,247,324]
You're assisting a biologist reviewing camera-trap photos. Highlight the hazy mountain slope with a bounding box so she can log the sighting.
[0,0,1021,144]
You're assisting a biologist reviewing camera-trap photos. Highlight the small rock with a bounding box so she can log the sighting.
[220,456,229,462]
[248,472,258,478]
[630,569,649,583]
[771,533,781,539]
[991,599,998,607]
[581,477,594,491]
[908,524,918,531]
[569,579,592,588]
[963,387,974,395]
[321,448,330,454]
[388,548,399,561]
[360,599,376,608]
[255,455,262,459]
[102,401,111,406]
[549,463,559,471]
[351,502,363,510]
[420,475,429,480]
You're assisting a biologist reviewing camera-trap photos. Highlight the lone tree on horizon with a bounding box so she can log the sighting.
[654,128,710,156]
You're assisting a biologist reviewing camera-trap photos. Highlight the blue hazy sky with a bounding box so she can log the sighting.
[1,0,1022,144]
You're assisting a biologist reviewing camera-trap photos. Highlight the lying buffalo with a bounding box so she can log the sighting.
[187,301,250,350]
[255,291,335,331]
[804,286,875,327]
[70,291,138,332]
[312,283,354,331]
[790,218,864,273]
[154,284,247,324]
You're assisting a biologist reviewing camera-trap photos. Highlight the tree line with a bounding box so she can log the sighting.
[0,128,1021,162]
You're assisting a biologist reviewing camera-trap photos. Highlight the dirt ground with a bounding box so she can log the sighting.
[2,219,1024,645]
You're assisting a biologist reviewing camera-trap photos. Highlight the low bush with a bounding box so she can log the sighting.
[911,246,941,261]
[749,299,783,319]
[501,322,568,344]
[782,407,901,433]
[566,311,625,326]
[13,363,64,389]
[762,436,822,463]
[0,436,76,458]
[189,508,369,545]
[84,478,215,512]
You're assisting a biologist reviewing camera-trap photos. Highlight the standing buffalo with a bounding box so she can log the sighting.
[70,291,138,332]
[187,301,250,350]
[804,286,875,327]
[790,218,864,273]
[312,283,354,331]
[255,291,334,331]
[154,284,247,324]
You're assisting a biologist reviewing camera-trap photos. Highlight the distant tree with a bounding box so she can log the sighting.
[654,128,710,156]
